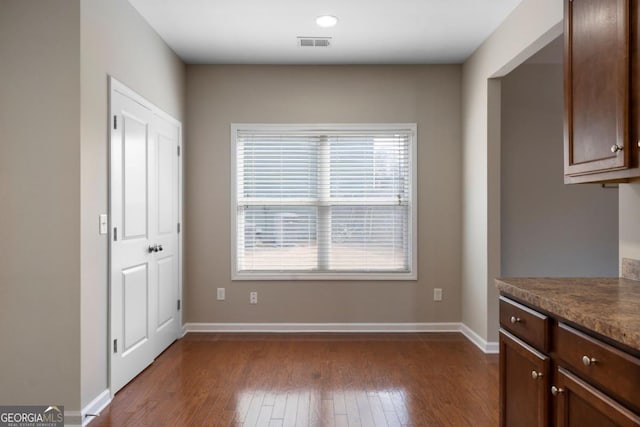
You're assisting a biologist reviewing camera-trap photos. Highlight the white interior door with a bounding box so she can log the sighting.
[109,78,182,394]
[150,109,181,356]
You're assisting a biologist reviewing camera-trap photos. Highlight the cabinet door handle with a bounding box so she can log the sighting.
[582,355,597,367]
[531,370,543,380]
[611,144,623,153]
[509,316,521,324]
[551,386,564,396]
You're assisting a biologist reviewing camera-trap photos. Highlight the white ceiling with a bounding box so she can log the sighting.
[128,0,524,64]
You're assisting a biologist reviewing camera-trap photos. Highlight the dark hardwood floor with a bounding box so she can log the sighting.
[91,333,498,426]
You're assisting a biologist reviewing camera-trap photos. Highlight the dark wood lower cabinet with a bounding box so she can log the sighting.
[499,295,640,426]
[500,330,550,427]
[555,367,640,427]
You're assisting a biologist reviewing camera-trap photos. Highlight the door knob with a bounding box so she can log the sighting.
[582,355,597,367]
[510,316,521,324]
[148,244,157,253]
[611,144,623,153]
[551,386,564,396]
[531,370,543,380]
[157,244,163,252]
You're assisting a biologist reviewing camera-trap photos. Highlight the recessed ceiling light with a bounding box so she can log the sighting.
[316,15,338,28]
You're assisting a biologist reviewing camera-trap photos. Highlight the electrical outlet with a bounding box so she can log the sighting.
[250,291,258,304]
[434,288,443,301]
[217,288,225,301]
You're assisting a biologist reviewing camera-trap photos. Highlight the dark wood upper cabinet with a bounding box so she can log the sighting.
[564,0,640,183]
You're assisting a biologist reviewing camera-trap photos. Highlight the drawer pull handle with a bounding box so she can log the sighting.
[582,355,597,367]
[531,370,543,380]
[551,386,564,396]
[509,316,521,324]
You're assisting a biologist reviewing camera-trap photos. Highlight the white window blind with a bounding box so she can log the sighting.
[232,124,417,280]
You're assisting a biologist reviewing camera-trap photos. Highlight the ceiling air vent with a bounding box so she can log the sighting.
[297,37,332,48]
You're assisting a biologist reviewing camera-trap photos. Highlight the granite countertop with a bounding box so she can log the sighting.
[495,276,640,353]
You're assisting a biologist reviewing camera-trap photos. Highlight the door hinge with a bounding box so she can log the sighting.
[113,227,118,241]
[113,339,118,353]
[177,146,181,156]
[113,115,117,130]
[177,299,181,311]
[177,222,181,233]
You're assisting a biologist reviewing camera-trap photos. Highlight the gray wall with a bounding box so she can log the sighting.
[620,184,640,265]
[185,65,462,324]
[0,0,186,415]
[501,64,618,277]
[0,0,81,413]
[80,0,185,408]
[461,0,563,342]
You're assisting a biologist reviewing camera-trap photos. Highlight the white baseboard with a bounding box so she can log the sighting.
[183,322,462,333]
[64,411,82,427]
[182,322,499,354]
[460,323,499,354]
[81,389,111,426]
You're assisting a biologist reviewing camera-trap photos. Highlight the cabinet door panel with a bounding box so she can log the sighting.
[555,367,640,427]
[564,0,629,176]
[500,330,550,427]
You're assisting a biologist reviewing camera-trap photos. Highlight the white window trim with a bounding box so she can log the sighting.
[230,123,418,281]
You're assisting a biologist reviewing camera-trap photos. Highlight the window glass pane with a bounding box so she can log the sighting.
[329,135,410,200]
[240,136,318,199]
[239,206,318,271]
[329,206,409,271]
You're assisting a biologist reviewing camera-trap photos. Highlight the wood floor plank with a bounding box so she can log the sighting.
[377,391,395,413]
[344,391,362,427]
[332,391,347,415]
[383,410,403,427]
[271,391,288,420]
[335,414,349,427]
[90,333,499,427]
[368,393,389,427]
[388,390,410,425]
[243,391,266,427]
[263,392,276,406]
[233,389,254,423]
[295,390,310,427]
[320,399,336,427]
[255,404,274,427]
[282,392,299,427]
[355,391,375,427]
[308,391,321,427]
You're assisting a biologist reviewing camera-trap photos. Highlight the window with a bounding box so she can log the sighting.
[231,124,417,280]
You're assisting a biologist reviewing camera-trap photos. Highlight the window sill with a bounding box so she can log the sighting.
[231,271,418,281]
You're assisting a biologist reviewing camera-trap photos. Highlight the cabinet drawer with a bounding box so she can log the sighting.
[555,323,640,411]
[499,296,550,351]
